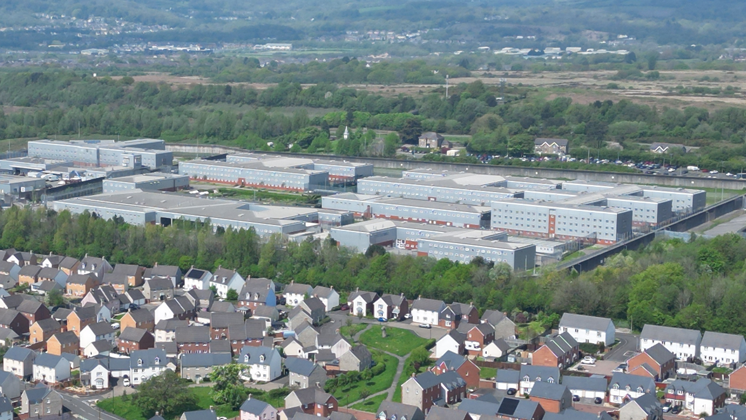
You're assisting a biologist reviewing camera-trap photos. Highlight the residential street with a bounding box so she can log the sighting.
[58,390,125,420]
[605,332,638,362]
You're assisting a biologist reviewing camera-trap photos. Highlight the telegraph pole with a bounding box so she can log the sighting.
[445,75,449,98]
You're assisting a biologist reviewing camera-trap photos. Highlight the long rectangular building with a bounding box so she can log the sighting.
[28,139,172,169]
[561,180,706,212]
[102,173,190,193]
[491,199,633,244]
[178,160,328,192]
[226,153,374,181]
[322,193,490,229]
[402,169,561,190]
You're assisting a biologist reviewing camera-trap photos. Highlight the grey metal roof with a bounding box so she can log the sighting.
[609,372,655,393]
[180,353,231,368]
[561,375,608,393]
[640,324,701,345]
[239,397,272,416]
[701,331,745,350]
[284,356,317,376]
[529,381,570,400]
[644,343,675,365]
[559,313,613,332]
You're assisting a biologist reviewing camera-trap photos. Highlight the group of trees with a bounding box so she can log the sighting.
[9,204,746,336]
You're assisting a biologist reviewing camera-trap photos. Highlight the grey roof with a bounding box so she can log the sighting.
[520,365,560,382]
[559,313,613,331]
[609,372,655,392]
[34,318,61,332]
[211,267,240,285]
[435,351,468,371]
[347,289,378,303]
[721,404,746,419]
[145,264,180,278]
[376,401,424,420]
[38,267,63,279]
[184,268,211,281]
[545,332,579,357]
[112,264,141,276]
[71,304,98,320]
[0,308,21,325]
[4,346,35,362]
[288,387,334,405]
[701,331,745,350]
[0,396,12,414]
[302,297,325,312]
[496,369,520,384]
[51,331,79,345]
[210,312,245,329]
[180,353,232,368]
[644,343,675,365]
[18,265,42,277]
[34,353,65,368]
[411,297,445,312]
[129,349,167,369]
[24,385,52,403]
[535,137,569,146]
[377,293,406,307]
[312,285,336,299]
[85,321,114,336]
[624,392,661,415]
[348,345,372,363]
[67,274,95,285]
[228,319,266,341]
[181,410,217,420]
[544,409,613,420]
[490,338,511,353]
[496,398,541,420]
[426,407,470,420]
[59,257,80,270]
[209,340,232,354]
[87,340,113,352]
[529,381,570,400]
[155,341,178,355]
[52,308,72,321]
[239,346,279,366]
[145,277,173,291]
[155,319,188,331]
[239,278,274,301]
[640,324,701,345]
[175,326,210,344]
[125,289,145,302]
[119,327,152,342]
[103,272,129,285]
[252,305,278,318]
[458,399,500,416]
[210,301,235,313]
[16,299,46,315]
[329,413,356,420]
[37,281,62,292]
[284,282,312,295]
[0,261,19,273]
[126,308,154,323]
[240,397,272,415]
[284,357,318,376]
[665,378,725,400]
[561,375,608,393]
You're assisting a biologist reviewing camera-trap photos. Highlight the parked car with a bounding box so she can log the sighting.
[404,313,412,319]
[507,388,517,395]
[122,377,130,387]
[612,363,626,373]
[418,323,431,329]
[581,356,596,365]
[572,395,580,402]
[378,317,387,322]
[594,397,603,405]
[671,405,682,414]
[662,402,671,413]
[339,304,349,311]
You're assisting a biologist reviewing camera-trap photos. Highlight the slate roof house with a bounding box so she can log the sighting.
[558,313,615,346]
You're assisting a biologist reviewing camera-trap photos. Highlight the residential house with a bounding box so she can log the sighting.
[440,303,479,329]
[281,337,308,360]
[186,289,214,312]
[418,132,445,148]
[112,264,144,287]
[639,324,702,361]
[129,349,169,385]
[482,339,511,360]
[0,371,22,399]
[317,327,352,358]
[431,351,481,389]
[33,353,70,383]
[183,267,212,290]
[700,331,746,366]
[227,320,267,354]
[154,295,196,324]
[66,305,98,336]
[154,319,188,342]
[300,298,326,325]
[47,331,79,356]
[238,346,282,382]
[121,309,155,333]
[3,346,35,379]
[401,370,467,412]
[210,312,246,340]
[83,340,113,358]
[480,396,544,420]
[494,369,521,392]
[58,257,80,276]
[544,410,613,420]
[240,396,277,420]
[373,293,409,320]
[286,357,328,389]
[37,268,67,286]
[480,310,517,340]
[376,401,425,420]
[8,251,36,267]
[29,318,62,344]
[464,323,495,356]
[529,382,573,414]
[80,358,110,389]
[729,365,746,395]
[664,378,726,416]
[559,313,615,346]
[210,267,245,299]
[237,277,276,310]
[118,327,155,354]
[32,280,64,296]
[0,261,21,281]
[411,297,446,326]
[619,393,663,420]
[251,305,279,329]
[40,254,63,269]
[66,274,99,297]
[534,138,569,155]
[532,332,579,369]
[284,281,313,307]
[456,399,500,420]
[18,265,42,286]
[181,410,218,420]
[0,275,16,290]
[21,385,62,416]
[561,375,608,400]
[519,365,560,395]
[180,353,232,383]
[339,345,372,372]
[425,407,471,420]
[119,289,146,311]
[627,343,675,381]
[312,286,339,312]
[76,255,112,279]
[435,329,467,358]
[175,325,211,354]
[608,372,656,405]
[0,308,29,336]
[284,387,338,417]
[59,352,80,370]
[143,263,183,288]
[80,321,115,349]
[143,277,175,302]
[16,299,51,326]
[101,272,130,294]
[348,289,379,317]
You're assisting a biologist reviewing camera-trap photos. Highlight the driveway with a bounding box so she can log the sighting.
[606,332,638,362]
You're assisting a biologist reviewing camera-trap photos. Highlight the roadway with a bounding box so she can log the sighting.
[57,390,124,420]
[605,332,638,362]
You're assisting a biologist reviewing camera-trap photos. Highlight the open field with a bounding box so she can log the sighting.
[359,326,430,356]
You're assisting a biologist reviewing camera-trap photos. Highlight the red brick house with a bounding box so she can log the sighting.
[0,308,29,336]
[465,323,495,356]
[439,303,479,329]
[209,312,245,340]
[627,343,675,381]
[401,370,467,412]
[730,365,746,395]
[117,327,155,354]
[284,387,338,417]
[174,325,211,354]
[529,382,573,414]
[431,351,481,389]
[532,332,579,369]
[227,319,267,354]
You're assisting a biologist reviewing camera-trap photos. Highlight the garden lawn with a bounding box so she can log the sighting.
[480,367,497,379]
[191,387,240,418]
[333,353,398,405]
[98,386,242,420]
[359,326,428,356]
[350,393,387,412]
[340,324,368,339]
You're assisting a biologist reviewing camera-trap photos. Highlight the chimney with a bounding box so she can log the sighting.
[218,265,221,269]
[247,394,251,400]
[356,287,359,292]
[290,280,294,285]
[191,265,194,269]
[316,382,321,389]
[418,295,422,300]
[84,253,88,258]
[154,262,158,267]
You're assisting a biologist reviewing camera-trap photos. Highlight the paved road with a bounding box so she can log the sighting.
[58,390,125,420]
[328,311,447,341]
[606,332,638,362]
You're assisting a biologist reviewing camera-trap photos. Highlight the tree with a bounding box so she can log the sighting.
[210,363,248,410]
[132,370,196,418]
[209,285,218,295]
[646,52,659,70]
[398,119,423,144]
[359,387,371,402]
[46,289,65,307]
[226,289,239,301]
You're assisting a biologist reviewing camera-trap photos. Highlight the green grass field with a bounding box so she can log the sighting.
[359,326,429,356]
[479,367,497,379]
[350,393,387,412]
[333,353,398,405]
[340,324,368,340]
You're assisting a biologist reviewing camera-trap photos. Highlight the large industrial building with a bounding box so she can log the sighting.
[402,169,562,190]
[491,199,634,244]
[28,139,173,169]
[322,193,491,229]
[226,153,374,182]
[52,191,352,236]
[0,175,47,195]
[102,173,191,194]
[561,180,706,212]
[178,160,328,192]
